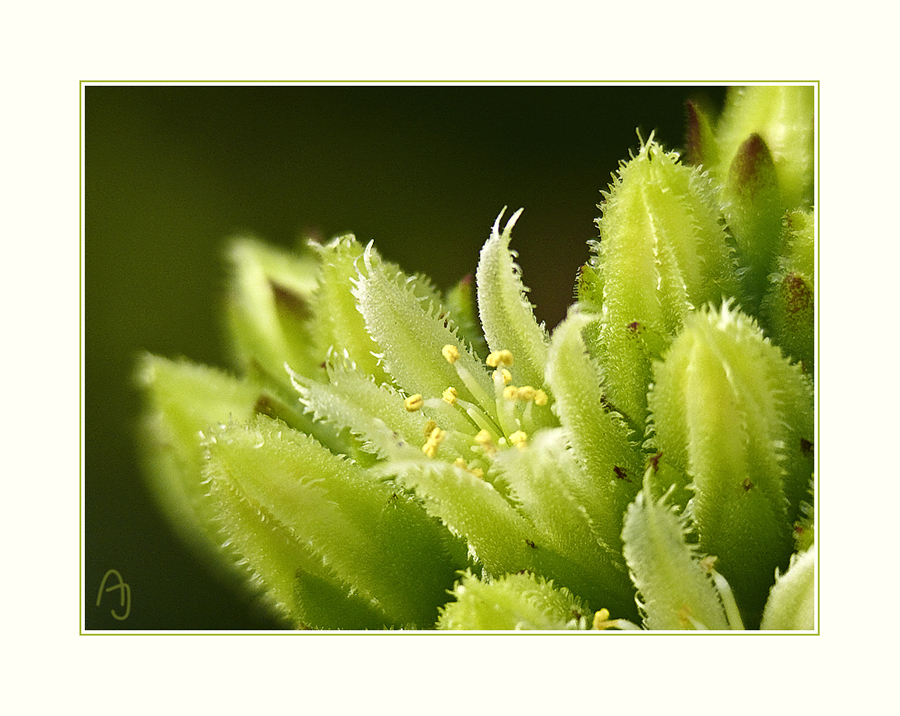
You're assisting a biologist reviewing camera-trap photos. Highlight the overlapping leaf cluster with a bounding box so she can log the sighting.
[136,86,815,631]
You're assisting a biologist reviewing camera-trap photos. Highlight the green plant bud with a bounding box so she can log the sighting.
[436,570,592,630]
[134,354,264,574]
[309,235,390,385]
[544,310,643,547]
[684,98,720,170]
[721,133,783,312]
[647,301,814,624]
[476,208,550,391]
[759,547,816,630]
[622,485,733,630]
[715,85,815,211]
[583,136,740,428]
[761,209,815,374]
[495,428,637,618]
[385,456,541,579]
[224,237,323,388]
[203,415,463,628]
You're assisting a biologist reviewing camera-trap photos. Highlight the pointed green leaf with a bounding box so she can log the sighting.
[622,485,731,630]
[585,136,740,427]
[204,415,461,628]
[715,85,815,210]
[135,354,263,573]
[386,458,539,576]
[647,301,814,622]
[437,570,592,630]
[721,133,784,310]
[685,98,720,169]
[544,310,643,549]
[495,428,637,618]
[224,237,323,387]
[310,235,390,384]
[204,459,387,629]
[760,547,816,630]
[476,208,550,390]
[354,242,495,408]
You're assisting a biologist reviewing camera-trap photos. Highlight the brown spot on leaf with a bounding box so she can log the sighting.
[613,466,632,483]
[782,273,813,316]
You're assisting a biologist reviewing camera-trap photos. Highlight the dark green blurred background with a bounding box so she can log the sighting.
[84,84,726,630]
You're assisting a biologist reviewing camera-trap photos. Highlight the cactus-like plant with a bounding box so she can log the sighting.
[136,85,815,630]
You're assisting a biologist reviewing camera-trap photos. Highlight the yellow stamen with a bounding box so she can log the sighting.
[509,430,528,449]
[423,419,437,436]
[474,429,493,445]
[422,427,446,458]
[442,386,459,405]
[517,385,536,401]
[404,394,424,412]
[441,344,460,364]
[503,385,519,401]
[593,609,612,630]
[534,389,548,406]
[486,349,514,368]
[493,368,513,385]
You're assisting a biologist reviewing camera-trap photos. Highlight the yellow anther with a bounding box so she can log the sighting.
[442,386,459,405]
[404,394,424,412]
[469,467,485,479]
[474,429,493,445]
[486,349,514,368]
[474,428,497,455]
[517,385,536,401]
[454,458,467,469]
[423,419,437,437]
[593,609,613,630]
[509,430,528,449]
[441,344,460,364]
[503,385,519,401]
[534,389,548,406]
[422,427,446,458]
[494,368,513,385]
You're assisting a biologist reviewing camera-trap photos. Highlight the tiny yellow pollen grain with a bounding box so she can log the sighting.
[441,344,460,364]
[534,389,548,406]
[442,386,458,405]
[404,394,424,412]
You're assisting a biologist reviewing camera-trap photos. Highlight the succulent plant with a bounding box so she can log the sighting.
[136,85,815,631]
